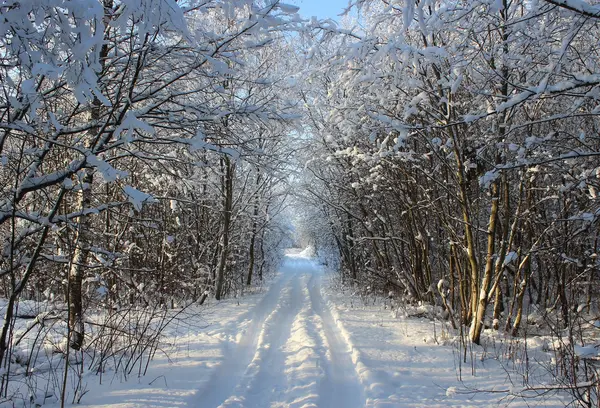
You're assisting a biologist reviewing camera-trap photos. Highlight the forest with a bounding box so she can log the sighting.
[1,0,600,406]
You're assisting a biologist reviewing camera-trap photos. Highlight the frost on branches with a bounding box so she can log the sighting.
[0,0,301,403]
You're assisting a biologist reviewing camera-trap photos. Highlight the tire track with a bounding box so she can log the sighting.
[307,273,365,408]
[221,272,304,408]
[188,272,293,408]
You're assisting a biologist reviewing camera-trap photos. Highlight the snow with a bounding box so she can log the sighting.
[30,253,569,407]
[574,344,599,358]
[87,155,128,183]
[113,112,155,143]
[324,288,568,407]
[123,186,157,211]
[187,254,363,408]
[547,0,600,17]
[275,3,300,14]
[479,170,499,188]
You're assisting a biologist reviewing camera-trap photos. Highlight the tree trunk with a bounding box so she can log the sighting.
[246,202,259,286]
[511,254,531,336]
[450,129,479,326]
[215,156,234,300]
[470,181,499,344]
[68,175,92,350]
[246,171,262,286]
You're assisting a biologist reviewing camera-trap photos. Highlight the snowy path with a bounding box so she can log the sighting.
[62,254,568,407]
[189,256,364,408]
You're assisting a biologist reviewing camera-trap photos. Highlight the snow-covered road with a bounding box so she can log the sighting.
[189,255,365,408]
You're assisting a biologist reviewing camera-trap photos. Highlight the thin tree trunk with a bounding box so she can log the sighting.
[215,156,234,300]
[246,201,259,286]
[470,3,510,343]
[67,1,112,350]
[512,251,532,336]
[493,176,511,329]
[450,128,479,326]
[470,181,499,344]
[68,168,93,351]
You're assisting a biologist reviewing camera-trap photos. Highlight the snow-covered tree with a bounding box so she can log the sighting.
[0,0,302,400]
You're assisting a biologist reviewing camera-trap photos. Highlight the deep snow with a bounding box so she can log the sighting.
[36,252,568,407]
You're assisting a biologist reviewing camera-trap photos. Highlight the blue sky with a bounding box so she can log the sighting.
[290,0,351,20]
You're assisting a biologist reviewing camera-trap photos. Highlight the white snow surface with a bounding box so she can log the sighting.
[48,253,568,407]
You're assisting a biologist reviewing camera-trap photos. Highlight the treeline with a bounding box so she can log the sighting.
[0,0,299,400]
[299,0,600,346]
